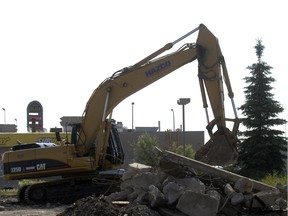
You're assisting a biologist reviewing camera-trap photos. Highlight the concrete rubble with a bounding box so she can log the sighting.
[60,150,287,216]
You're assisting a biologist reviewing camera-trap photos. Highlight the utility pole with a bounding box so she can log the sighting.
[131,102,135,130]
[171,109,175,131]
[2,108,6,124]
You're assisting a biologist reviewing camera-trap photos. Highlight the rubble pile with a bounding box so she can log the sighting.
[59,150,287,216]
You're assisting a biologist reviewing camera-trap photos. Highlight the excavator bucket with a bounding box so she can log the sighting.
[195,129,238,166]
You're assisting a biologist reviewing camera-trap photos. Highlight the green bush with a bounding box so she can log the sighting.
[170,142,195,159]
[133,133,160,166]
[260,173,287,187]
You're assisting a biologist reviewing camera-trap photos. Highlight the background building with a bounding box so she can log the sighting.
[0,124,17,133]
[27,100,44,132]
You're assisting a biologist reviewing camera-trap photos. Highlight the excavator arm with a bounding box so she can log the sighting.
[1,24,242,205]
[76,24,240,166]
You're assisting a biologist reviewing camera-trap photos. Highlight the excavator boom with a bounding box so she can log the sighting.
[77,24,240,166]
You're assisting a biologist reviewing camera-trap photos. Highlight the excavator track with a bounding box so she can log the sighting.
[17,173,122,204]
[24,184,47,204]
[17,185,29,204]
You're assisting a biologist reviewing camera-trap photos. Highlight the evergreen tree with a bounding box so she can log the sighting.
[237,39,287,180]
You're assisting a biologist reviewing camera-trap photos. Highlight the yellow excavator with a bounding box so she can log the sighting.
[2,24,240,204]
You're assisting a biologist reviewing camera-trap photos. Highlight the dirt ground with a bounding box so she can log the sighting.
[0,194,160,216]
[0,195,68,216]
[0,194,286,216]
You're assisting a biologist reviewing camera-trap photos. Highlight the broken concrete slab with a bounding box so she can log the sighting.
[224,183,235,196]
[206,190,221,204]
[158,149,276,192]
[148,185,166,207]
[230,192,245,205]
[176,190,219,216]
[163,181,184,205]
[122,162,152,181]
[158,207,187,216]
[234,177,254,193]
[174,177,205,193]
[253,188,282,209]
[103,152,286,216]
[133,172,165,190]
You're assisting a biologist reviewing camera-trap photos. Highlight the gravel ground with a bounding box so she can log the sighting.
[1,194,287,216]
[0,195,68,216]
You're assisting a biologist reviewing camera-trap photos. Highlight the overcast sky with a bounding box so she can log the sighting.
[0,1,287,141]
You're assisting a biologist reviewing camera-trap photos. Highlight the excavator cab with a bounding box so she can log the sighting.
[104,120,125,166]
[71,120,124,169]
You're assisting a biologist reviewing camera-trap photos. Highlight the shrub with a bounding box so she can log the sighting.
[260,173,287,187]
[170,142,195,159]
[133,133,160,166]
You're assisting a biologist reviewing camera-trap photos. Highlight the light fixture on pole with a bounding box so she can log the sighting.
[177,98,190,156]
[132,102,135,130]
[2,108,6,124]
[171,109,175,131]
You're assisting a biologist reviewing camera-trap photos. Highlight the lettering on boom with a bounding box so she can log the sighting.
[145,61,171,77]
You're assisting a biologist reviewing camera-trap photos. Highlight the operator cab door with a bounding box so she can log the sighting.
[106,122,124,165]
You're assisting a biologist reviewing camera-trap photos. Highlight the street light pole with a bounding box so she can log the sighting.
[177,98,190,156]
[2,108,6,124]
[132,102,135,130]
[171,109,175,131]
[15,118,17,126]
